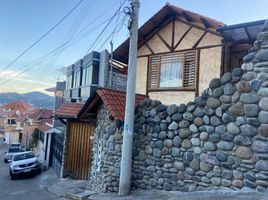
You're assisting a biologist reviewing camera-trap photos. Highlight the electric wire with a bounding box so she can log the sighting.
[35,0,96,85]
[0,1,127,87]
[0,0,85,75]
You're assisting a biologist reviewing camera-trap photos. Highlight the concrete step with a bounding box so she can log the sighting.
[65,190,96,200]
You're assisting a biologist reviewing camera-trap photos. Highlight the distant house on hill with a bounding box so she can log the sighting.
[22,108,53,149]
[0,101,35,144]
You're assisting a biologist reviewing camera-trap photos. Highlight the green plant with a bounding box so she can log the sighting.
[31,128,39,147]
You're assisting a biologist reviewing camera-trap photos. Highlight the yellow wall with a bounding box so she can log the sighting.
[136,19,223,105]
[136,57,148,95]
[199,47,222,94]
[149,91,196,105]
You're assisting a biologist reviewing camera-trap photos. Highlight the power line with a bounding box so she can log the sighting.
[0,12,125,87]
[0,0,85,75]
[0,17,113,86]
[84,0,127,54]
[35,0,96,85]
[0,0,127,87]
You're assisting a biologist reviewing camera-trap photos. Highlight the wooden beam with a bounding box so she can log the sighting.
[182,11,193,22]
[145,43,155,54]
[156,32,172,51]
[195,49,200,97]
[244,27,252,40]
[200,17,210,29]
[138,16,174,50]
[192,31,207,48]
[171,17,175,48]
[175,16,221,37]
[173,26,192,50]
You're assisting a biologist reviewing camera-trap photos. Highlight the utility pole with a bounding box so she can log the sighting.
[118,0,139,196]
[109,41,113,88]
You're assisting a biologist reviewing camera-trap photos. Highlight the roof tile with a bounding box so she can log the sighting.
[55,102,84,118]
[96,88,147,121]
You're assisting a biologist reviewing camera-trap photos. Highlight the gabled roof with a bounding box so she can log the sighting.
[28,108,53,124]
[2,101,34,115]
[114,3,225,63]
[79,88,148,122]
[38,124,52,133]
[54,102,84,118]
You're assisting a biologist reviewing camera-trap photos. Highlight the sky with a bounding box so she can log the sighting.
[0,0,268,95]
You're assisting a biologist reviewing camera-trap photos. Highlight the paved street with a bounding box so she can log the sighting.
[0,139,63,200]
[0,138,267,200]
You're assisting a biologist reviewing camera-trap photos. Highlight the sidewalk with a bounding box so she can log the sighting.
[35,169,89,199]
[35,169,268,200]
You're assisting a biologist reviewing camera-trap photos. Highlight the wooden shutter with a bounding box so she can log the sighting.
[148,50,197,90]
[183,51,197,88]
[148,56,160,89]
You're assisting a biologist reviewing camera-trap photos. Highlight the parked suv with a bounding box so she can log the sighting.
[4,148,22,163]
[9,151,41,180]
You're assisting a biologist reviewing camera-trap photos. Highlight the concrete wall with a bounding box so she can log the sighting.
[136,19,222,105]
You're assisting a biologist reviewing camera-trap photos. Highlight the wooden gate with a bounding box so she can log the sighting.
[65,122,94,180]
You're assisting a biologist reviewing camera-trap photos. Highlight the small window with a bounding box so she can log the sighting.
[7,119,16,125]
[148,50,197,90]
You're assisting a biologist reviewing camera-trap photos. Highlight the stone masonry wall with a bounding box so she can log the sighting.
[88,104,123,192]
[111,71,127,91]
[131,24,268,193]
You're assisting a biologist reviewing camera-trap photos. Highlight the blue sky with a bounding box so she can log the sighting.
[0,0,267,94]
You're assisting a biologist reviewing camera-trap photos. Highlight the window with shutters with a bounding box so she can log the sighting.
[148,50,197,90]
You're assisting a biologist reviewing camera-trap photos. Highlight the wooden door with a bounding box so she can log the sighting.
[65,122,94,180]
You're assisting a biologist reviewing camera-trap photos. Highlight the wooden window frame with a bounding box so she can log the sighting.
[148,49,198,92]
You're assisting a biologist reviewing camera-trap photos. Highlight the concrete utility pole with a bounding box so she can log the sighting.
[118,0,139,196]
[109,41,113,88]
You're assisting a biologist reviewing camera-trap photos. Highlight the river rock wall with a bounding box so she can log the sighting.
[131,23,268,192]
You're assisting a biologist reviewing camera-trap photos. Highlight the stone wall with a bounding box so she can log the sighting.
[88,104,123,192]
[88,24,268,193]
[131,24,268,193]
[111,71,127,91]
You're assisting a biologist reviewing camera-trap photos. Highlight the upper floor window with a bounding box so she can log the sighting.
[66,75,73,89]
[148,50,197,90]
[7,119,16,125]
[82,66,93,86]
[73,71,81,88]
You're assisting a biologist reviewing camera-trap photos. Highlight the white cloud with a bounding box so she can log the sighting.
[0,69,30,78]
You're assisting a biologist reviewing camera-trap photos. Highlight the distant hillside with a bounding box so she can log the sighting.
[0,92,54,109]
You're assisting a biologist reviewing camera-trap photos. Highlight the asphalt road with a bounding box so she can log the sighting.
[0,140,59,200]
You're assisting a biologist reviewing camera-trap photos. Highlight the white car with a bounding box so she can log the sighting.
[4,148,22,163]
[9,151,41,180]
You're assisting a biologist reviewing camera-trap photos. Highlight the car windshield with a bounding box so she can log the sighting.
[11,144,20,147]
[13,152,35,161]
[8,148,21,153]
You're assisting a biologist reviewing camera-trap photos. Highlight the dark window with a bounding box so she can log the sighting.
[40,131,44,143]
[7,119,16,125]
